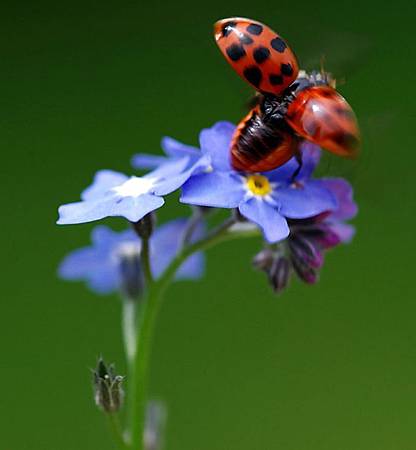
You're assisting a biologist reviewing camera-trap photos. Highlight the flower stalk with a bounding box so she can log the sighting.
[128,213,257,449]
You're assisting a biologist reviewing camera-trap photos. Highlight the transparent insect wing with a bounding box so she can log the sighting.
[214,17,299,96]
[286,86,360,158]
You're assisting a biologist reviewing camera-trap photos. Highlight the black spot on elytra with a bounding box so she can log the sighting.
[332,132,359,149]
[271,37,287,53]
[280,63,293,76]
[243,66,262,88]
[226,44,246,61]
[239,33,254,45]
[222,21,236,37]
[269,74,283,85]
[319,89,333,98]
[335,106,355,120]
[253,46,270,64]
[247,23,263,35]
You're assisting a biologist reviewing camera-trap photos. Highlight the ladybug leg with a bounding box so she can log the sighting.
[291,150,303,182]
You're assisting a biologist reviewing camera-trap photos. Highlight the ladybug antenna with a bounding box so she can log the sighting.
[319,54,338,89]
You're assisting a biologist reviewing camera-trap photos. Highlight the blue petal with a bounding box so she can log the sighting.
[58,247,103,280]
[297,142,321,180]
[59,246,119,294]
[180,172,244,208]
[57,194,164,224]
[81,170,129,201]
[161,136,200,158]
[199,121,235,172]
[276,180,337,219]
[265,142,322,182]
[87,266,120,294]
[238,198,289,243]
[153,156,210,196]
[150,218,205,279]
[91,225,120,247]
[146,156,191,180]
[329,222,356,243]
[176,252,205,280]
[131,153,170,170]
[321,178,357,221]
[265,157,299,182]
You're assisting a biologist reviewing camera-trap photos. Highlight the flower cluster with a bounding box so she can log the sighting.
[58,121,357,296]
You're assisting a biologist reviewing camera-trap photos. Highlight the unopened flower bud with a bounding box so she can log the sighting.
[290,254,319,284]
[93,358,124,413]
[313,225,341,249]
[269,256,291,293]
[117,243,145,299]
[289,235,323,269]
[132,212,156,239]
[252,248,274,272]
[144,400,167,450]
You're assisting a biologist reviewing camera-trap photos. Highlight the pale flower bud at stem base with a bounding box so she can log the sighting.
[252,248,274,272]
[93,358,124,413]
[144,400,167,450]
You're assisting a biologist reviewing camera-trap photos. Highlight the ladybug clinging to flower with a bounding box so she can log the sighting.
[214,17,360,172]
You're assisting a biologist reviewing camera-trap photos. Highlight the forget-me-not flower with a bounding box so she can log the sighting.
[179,122,337,243]
[57,156,201,225]
[59,219,205,295]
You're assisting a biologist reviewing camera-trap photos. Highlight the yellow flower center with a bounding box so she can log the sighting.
[246,175,272,196]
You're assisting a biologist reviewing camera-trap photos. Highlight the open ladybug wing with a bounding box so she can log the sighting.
[286,86,360,158]
[214,17,299,96]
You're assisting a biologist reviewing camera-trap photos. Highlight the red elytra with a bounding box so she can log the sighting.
[214,18,299,96]
[286,86,360,158]
[214,17,360,172]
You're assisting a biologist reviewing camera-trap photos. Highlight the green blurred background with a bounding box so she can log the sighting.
[2,0,415,449]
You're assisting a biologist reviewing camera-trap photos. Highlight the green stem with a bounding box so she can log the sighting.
[128,215,259,450]
[129,284,161,450]
[122,298,137,367]
[107,412,129,450]
[180,207,204,249]
[140,236,153,285]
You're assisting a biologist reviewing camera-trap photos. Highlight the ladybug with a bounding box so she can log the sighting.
[214,17,360,172]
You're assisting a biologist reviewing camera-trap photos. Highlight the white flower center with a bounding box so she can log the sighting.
[112,176,157,198]
[111,241,141,264]
[117,241,141,258]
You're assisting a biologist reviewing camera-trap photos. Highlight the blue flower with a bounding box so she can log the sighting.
[58,219,205,295]
[179,122,337,243]
[57,157,198,225]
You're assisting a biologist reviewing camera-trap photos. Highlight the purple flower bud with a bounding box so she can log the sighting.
[290,254,319,284]
[289,235,323,269]
[314,225,342,249]
[269,256,291,293]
